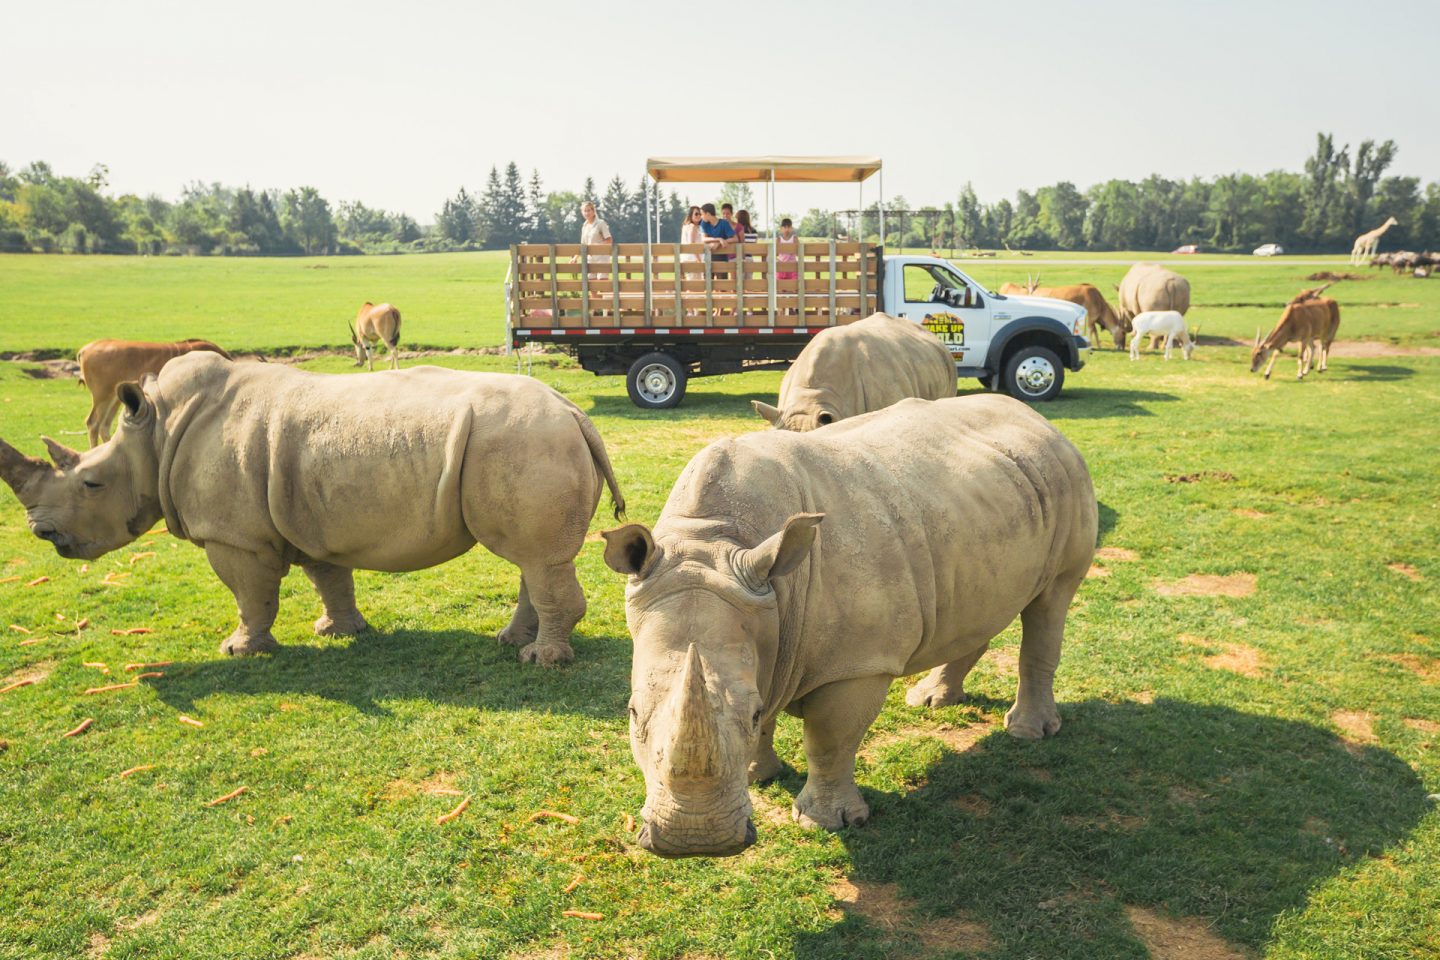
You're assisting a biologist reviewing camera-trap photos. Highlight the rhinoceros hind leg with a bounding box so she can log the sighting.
[792,674,890,830]
[302,562,369,636]
[748,724,784,783]
[1004,579,1074,740]
[497,575,540,648]
[207,543,285,657]
[906,642,989,708]
[516,561,583,667]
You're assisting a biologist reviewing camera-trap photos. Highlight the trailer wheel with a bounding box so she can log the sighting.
[1002,345,1064,402]
[627,353,687,409]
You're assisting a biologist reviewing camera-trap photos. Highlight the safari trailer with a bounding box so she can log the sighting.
[506,156,1089,408]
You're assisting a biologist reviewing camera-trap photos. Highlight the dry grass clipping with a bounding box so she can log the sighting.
[1387,562,1423,582]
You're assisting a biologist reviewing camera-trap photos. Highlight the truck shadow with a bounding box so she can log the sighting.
[588,390,783,421]
[784,699,1428,959]
[1327,363,1414,382]
[140,627,633,719]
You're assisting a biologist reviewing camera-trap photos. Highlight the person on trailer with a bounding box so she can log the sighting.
[680,205,704,315]
[699,203,735,261]
[735,209,758,245]
[776,218,798,280]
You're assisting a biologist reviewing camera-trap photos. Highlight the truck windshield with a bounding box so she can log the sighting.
[903,263,987,302]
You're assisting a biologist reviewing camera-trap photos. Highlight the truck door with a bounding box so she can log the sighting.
[894,261,992,370]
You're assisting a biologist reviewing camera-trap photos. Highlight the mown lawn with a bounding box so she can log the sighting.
[0,260,1438,959]
[1,250,1437,355]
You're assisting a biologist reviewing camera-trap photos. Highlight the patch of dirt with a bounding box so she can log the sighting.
[1165,471,1236,484]
[984,649,1019,676]
[1203,643,1265,678]
[1020,766,1054,782]
[1168,785,1205,806]
[1331,710,1377,746]
[1086,564,1111,579]
[118,909,161,931]
[1132,690,1156,704]
[1096,547,1139,562]
[1305,271,1370,282]
[1155,574,1256,598]
[507,948,569,960]
[863,722,996,761]
[1063,811,1145,830]
[1123,905,1251,960]
[951,794,991,817]
[1302,816,1330,835]
[382,771,461,800]
[583,531,604,543]
[1381,654,1440,683]
[3,662,53,688]
[86,931,111,959]
[749,791,793,827]
[1326,340,1440,357]
[1387,562,1423,582]
[1404,718,1440,735]
[1231,508,1269,519]
[829,878,994,955]
[21,359,80,379]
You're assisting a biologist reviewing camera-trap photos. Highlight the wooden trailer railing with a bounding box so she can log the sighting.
[509,241,882,330]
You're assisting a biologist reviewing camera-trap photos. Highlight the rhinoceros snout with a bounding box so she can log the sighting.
[637,817,757,858]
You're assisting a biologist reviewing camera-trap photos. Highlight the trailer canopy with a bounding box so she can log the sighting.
[646,156,881,183]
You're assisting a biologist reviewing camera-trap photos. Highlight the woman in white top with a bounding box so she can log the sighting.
[679,205,703,313]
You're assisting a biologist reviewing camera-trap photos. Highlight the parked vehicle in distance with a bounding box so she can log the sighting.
[1254,243,1285,256]
[1172,244,1200,255]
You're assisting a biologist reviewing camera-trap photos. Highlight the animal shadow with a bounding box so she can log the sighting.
[791,699,1428,959]
[142,627,632,719]
[966,387,1180,420]
[1329,363,1414,382]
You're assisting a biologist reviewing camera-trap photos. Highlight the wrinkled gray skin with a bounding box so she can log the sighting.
[752,313,956,431]
[603,395,1096,857]
[1117,263,1191,345]
[0,353,624,665]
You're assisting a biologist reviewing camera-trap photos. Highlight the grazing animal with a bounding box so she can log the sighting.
[0,352,624,666]
[350,302,402,371]
[1250,297,1342,380]
[1351,216,1398,265]
[751,313,955,431]
[1127,311,1197,360]
[602,395,1096,857]
[998,276,1125,348]
[76,339,231,448]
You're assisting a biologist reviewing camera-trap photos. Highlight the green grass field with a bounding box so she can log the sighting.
[1,252,1438,959]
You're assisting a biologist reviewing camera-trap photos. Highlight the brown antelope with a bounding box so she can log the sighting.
[998,275,1127,348]
[1250,298,1341,380]
[76,338,231,446]
[349,302,402,371]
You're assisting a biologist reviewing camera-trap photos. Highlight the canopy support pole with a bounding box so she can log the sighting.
[879,167,886,248]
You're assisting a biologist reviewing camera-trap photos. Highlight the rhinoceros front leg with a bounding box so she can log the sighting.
[206,543,284,656]
[906,641,989,708]
[748,722,784,784]
[1004,579,1075,740]
[515,560,584,667]
[496,575,539,649]
[302,561,369,636]
[792,674,891,830]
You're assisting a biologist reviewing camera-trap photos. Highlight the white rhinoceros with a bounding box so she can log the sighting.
[602,394,1096,857]
[0,352,624,665]
[751,312,956,431]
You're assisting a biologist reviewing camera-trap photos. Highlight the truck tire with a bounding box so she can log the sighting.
[627,352,687,409]
[1002,344,1064,402]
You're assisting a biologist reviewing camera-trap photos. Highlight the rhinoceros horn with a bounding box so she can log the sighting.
[42,436,81,470]
[751,400,782,426]
[665,644,721,780]
[0,438,48,494]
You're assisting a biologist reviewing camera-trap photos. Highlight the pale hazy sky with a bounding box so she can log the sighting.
[7,0,1436,222]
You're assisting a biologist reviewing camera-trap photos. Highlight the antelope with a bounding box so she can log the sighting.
[349,302,402,371]
[77,339,231,447]
[1127,311,1198,360]
[1250,298,1341,380]
[996,275,1127,349]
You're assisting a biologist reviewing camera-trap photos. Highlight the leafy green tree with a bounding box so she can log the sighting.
[1344,138,1397,237]
[797,208,832,239]
[1036,181,1087,249]
[1084,179,1139,250]
[282,186,336,255]
[601,176,631,240]
[1301,132,1348,247]
[718,182,756,218]
[436,187,479,245]
[526,169,547,242]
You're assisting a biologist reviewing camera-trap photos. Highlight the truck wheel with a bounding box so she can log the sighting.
[627,353,687,409]
[1003,345,1064,402]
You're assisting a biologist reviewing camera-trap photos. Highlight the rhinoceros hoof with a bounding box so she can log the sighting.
[792,785,869,831]
[496,623,537,648]
[220,630,280,656]
[1004,702,1061,740]
[519,640,574,667]
[748,754,785,784]
[314,612,369,636]
[905,677,967,709]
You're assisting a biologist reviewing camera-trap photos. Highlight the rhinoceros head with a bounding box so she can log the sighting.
[602,513,823,857]
[751,399,836,432]
[0,382,163,561]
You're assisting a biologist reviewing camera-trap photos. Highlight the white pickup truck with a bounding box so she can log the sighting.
[508,245,1090,407]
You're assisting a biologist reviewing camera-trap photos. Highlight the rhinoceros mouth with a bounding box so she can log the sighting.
[637,817,757,858]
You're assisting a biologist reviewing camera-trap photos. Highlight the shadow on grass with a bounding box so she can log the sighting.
[789,699,1429,960]
[143,627,633,719]
[587,390,780,421]
[1328,363,1415,382]
[956,388,1180,420]
[1096,501,1118,542]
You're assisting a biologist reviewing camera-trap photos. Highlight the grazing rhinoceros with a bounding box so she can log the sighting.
[1117,263,1191,345]
[0,352,624,665]
[602,394,1096,857]
[751,312,956,431]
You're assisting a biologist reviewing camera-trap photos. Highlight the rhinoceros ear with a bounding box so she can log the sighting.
[736,513,823,588]
[602,524,658,578]
[117,381,153,425]
[751,400,782,426]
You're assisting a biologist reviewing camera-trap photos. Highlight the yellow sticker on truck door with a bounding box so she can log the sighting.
[922,313,965,351]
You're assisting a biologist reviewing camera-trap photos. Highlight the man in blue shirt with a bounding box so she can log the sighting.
[699,203,735,263]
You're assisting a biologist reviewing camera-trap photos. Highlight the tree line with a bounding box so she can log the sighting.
[2,134,1436,256]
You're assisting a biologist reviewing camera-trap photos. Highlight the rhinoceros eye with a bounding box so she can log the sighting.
[82,480,104,491]
[751,708,762,728]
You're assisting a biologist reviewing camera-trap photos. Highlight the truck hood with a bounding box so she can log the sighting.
[997,295,1088,326]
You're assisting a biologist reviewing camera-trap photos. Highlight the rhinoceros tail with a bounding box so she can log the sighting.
[573,409,626,521]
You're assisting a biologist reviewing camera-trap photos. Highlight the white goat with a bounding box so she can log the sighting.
[1128,310,1197,361]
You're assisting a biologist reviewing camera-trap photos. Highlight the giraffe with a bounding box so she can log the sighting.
[1351,216,1398,265]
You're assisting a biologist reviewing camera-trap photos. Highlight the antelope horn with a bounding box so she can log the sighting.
[665,644,721,781]
[0,437,49,495]
[347,321,359,344]
[1254,327,1262,349]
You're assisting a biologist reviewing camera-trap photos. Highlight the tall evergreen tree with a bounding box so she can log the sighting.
[527,169,547,241]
